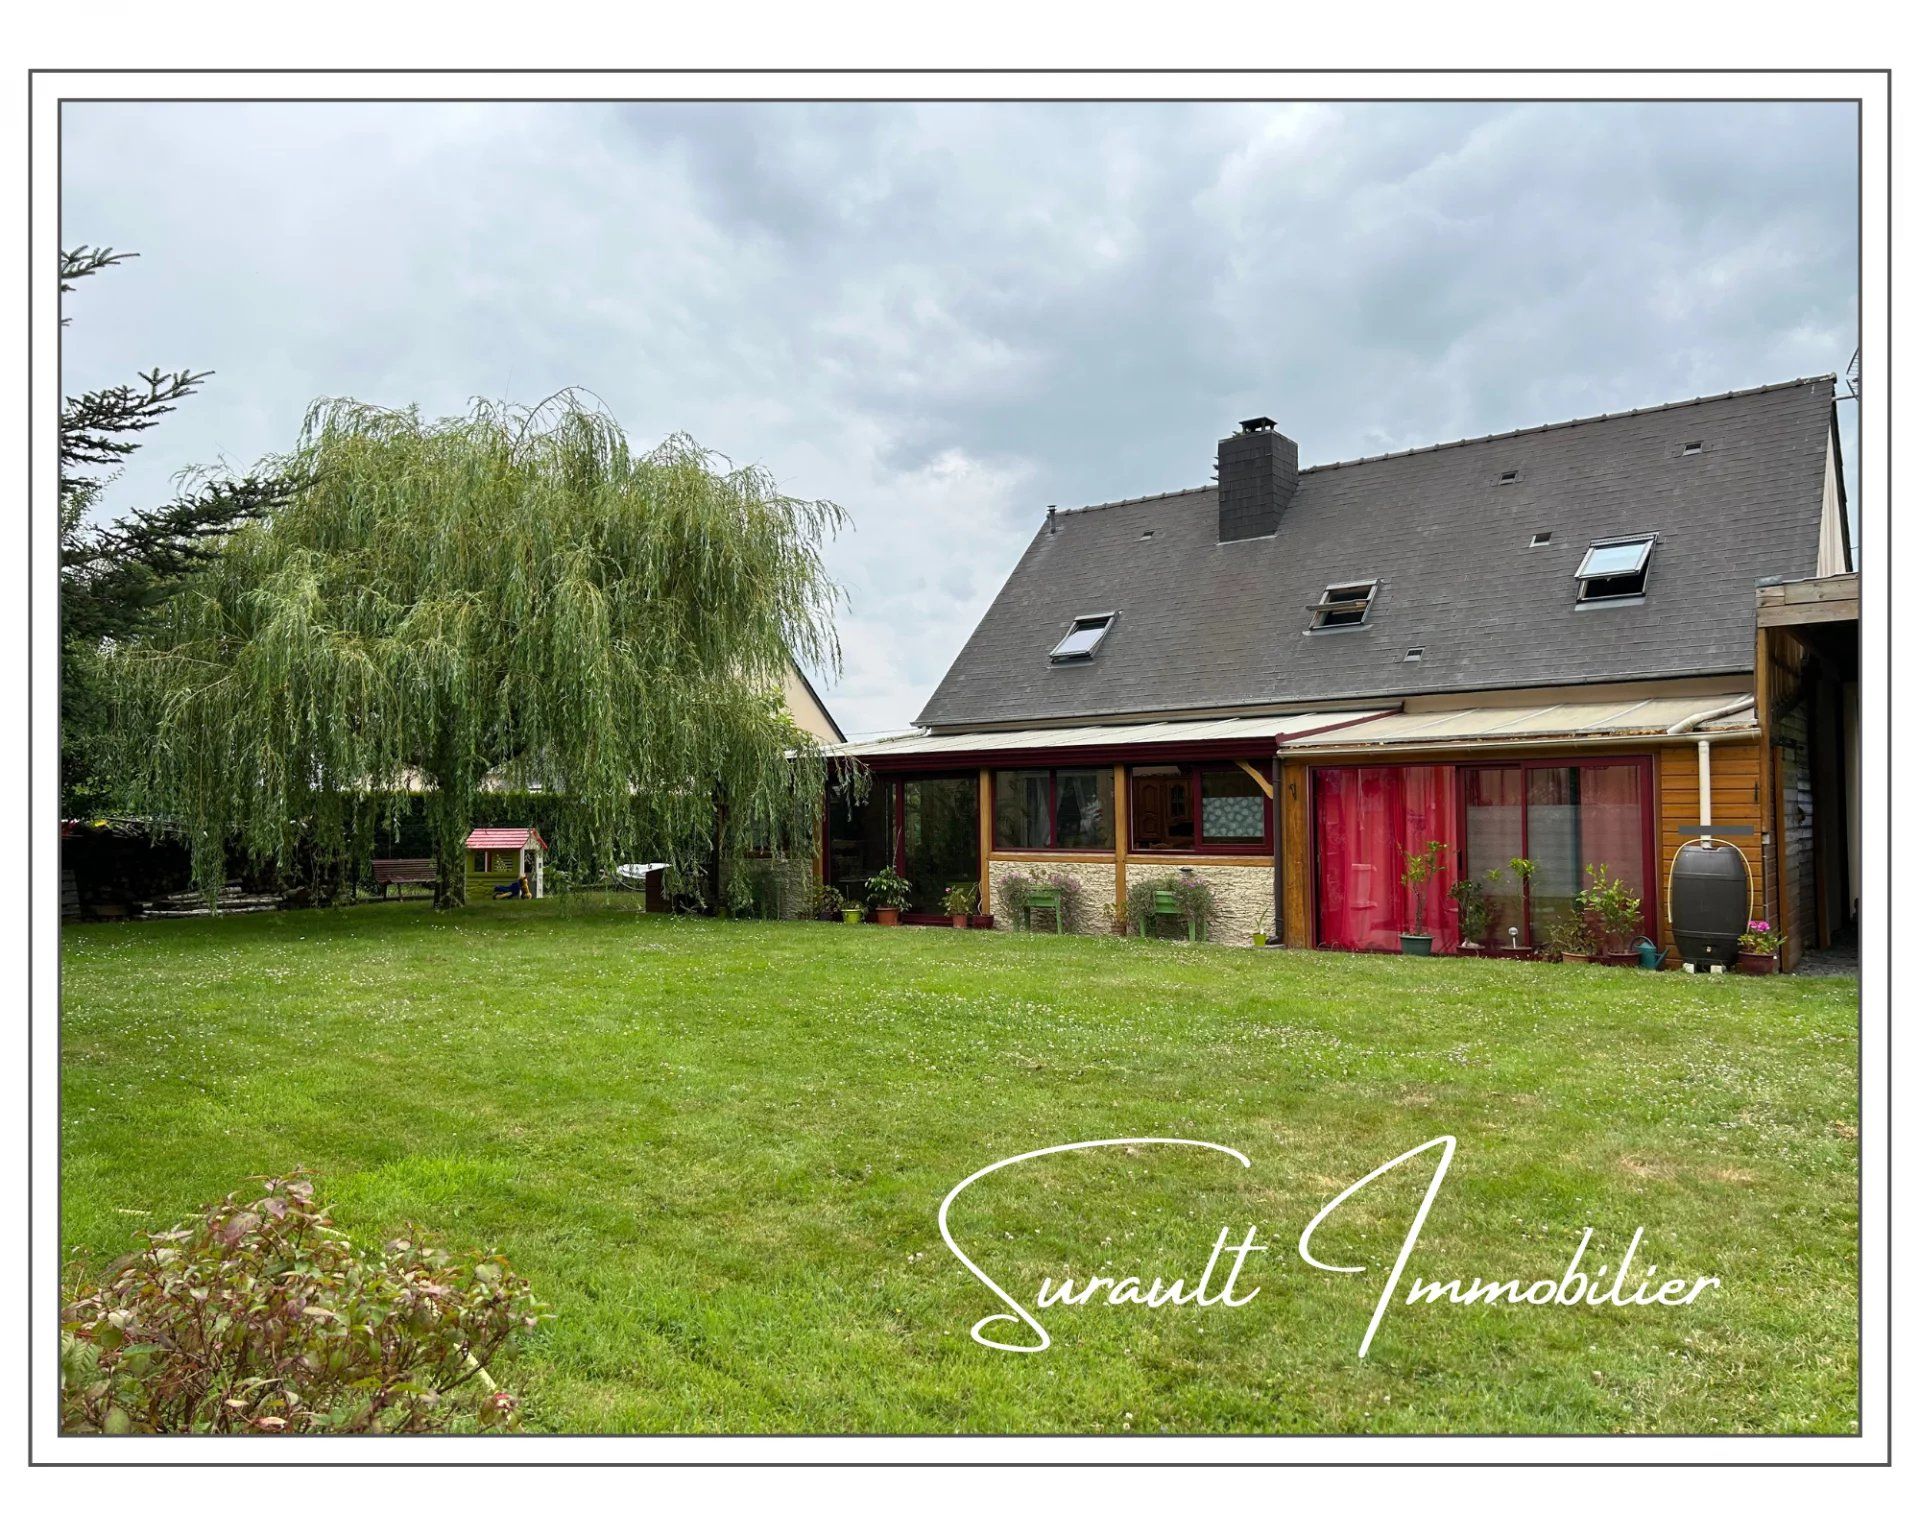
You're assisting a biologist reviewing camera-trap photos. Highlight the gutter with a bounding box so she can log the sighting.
[1279,724,1758,759]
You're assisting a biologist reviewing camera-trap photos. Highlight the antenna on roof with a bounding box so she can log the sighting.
[1842,347,1861,402]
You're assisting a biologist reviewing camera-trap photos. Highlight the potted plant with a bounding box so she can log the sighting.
[1736,919,1783,974]
[942,881,979,929]
[997,870,1086,933]
[1542,913,1594,964]
[1252,904,1273,947]
[1125,869,1217,941]
[807,879,844,923]
[864,868,912,926]
[840,896,865,925]
[1398,840,1446,955]
[1449,876,1491,951]
[1575,864,1644,965]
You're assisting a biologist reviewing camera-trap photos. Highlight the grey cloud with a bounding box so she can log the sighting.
[61,100,1859,734]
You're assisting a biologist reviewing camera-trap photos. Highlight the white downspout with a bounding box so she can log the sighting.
[1697,739,1714,849]
[1665,695,1754,852]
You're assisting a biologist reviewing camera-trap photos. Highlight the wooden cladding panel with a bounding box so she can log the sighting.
[1279,759,1313,948]
[1654,739,1768,951]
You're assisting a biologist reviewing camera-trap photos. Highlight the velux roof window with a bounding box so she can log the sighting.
[1309,581,1376,631]
[1048,612,1114,663]
[1575,535,1656,604]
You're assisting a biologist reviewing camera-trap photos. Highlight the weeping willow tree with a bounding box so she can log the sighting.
[112,394,847,908]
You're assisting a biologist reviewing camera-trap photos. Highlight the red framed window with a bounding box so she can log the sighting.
[1129,762,1272,854]
[992,767,1113,851]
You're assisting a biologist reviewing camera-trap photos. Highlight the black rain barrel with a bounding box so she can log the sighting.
[1669,841,1750,969]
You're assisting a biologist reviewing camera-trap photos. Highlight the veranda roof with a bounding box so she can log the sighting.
[825,710,1389,767]
[1275,694,1757,755]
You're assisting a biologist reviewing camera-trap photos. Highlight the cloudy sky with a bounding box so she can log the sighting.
[61,100,1859,734]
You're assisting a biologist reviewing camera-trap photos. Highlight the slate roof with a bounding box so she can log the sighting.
[916,377,1839,730]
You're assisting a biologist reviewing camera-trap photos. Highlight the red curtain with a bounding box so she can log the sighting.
[1570,762,1646,903]
[1314,765,1461,952]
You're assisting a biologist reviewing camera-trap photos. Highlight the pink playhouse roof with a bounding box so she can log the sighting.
[465,827,548,851]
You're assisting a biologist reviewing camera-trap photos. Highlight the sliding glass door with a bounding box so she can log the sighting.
[1315,757,1652,952]
[1463,767,1527,945]
[1522,763,1649,934]
[901,775,979,915]
[829,774,979,918]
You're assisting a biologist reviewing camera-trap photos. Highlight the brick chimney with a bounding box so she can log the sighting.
[1216,416,1298,542]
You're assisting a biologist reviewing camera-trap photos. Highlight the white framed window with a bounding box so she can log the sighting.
[1575,535,1657,603]
[1048,612,1115,663]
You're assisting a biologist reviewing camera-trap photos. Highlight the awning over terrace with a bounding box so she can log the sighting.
[1276,693,1757,755]
[825,710,1392,769]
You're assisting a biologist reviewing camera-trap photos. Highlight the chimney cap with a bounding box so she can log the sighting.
[1238,415,1278,434]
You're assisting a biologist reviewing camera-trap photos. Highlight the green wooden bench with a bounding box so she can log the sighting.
[1135,888,1203,941]
[1022,888,1064,934]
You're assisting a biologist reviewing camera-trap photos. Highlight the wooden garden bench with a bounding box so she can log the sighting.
[1135,888,1203,941]
[370,858,436,898]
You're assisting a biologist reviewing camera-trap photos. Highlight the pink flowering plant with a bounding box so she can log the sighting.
[1738,919,1784,955]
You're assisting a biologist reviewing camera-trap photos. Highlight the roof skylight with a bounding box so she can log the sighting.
[1048,612,1115,663]
[1309,581,1377,631]
[1575,536,1656,603]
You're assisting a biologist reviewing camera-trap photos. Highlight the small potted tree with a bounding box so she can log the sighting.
[1543,913,1594,964]
[942,881,979,930]
[1736,919,1783,974]
[1576,864,1644,965]
[1449,875,1492,953]
[1398,840,1446,956]
[865,868,912,926]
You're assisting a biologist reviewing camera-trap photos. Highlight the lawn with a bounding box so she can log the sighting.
[60,897,1860,1435]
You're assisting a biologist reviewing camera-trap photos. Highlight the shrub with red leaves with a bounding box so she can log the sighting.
[61,1173,550,1434]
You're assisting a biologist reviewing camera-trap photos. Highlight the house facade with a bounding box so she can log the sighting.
[825,377,1858,968]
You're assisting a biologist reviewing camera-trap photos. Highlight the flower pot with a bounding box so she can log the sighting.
[949,914,968,929]
[1559,952,1593,965]
[1736,952,1779,975]
[1252,933,1269,947]
[1599,951,1639,968]
[874,907,900,927]
[840,908,863,925]
[1399,933,1434,957]
[969,913,995,929]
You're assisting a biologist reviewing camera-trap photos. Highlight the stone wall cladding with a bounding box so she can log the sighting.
[989,857,1273,945]
[1182,863,1272,947]
[988,859,1118,936]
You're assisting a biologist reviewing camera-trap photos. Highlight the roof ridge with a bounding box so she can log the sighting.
[1052,485,1211,516]
[1303,374,1837,474]
[1046,375,1837,513]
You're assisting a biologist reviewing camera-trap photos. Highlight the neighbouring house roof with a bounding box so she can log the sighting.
[466,827,548,851]
[783,661,845,744]
[826,710,1388,767]
[917,377,1837,730]
[1276,693,1756,755]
